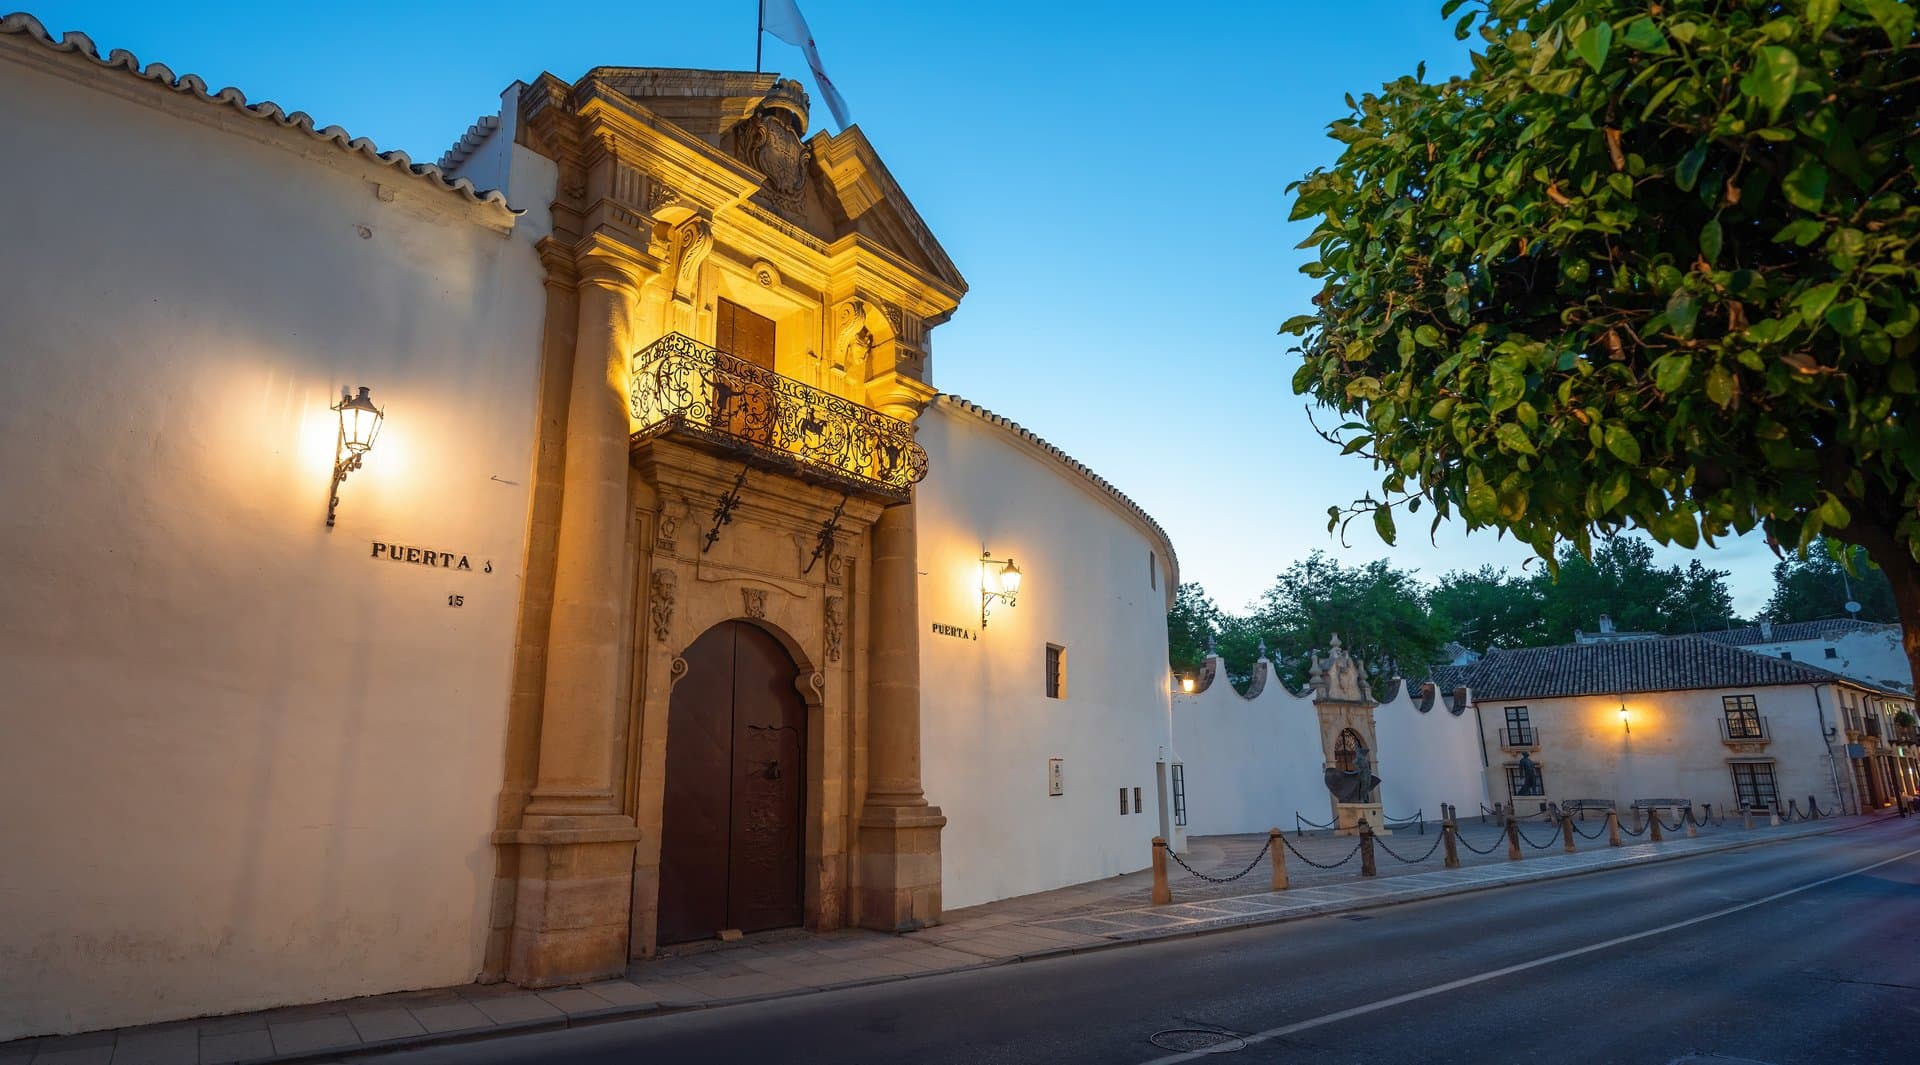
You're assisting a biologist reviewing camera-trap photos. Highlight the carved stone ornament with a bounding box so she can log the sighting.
[647,173,681,213]
[650,568,677,643]
[742,588,769,619]
[656,496,689,554]
[825,595,845,663]
[1309,633,1375,704]
[733,104,811,213]
[825,553,845,587]
[833,299,873,376]
[673,219,713,303]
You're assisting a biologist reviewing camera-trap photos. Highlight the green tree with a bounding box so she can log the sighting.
[1429,564,1549,649]
[1252,552,1450,688]
[1287,0,1920,675]
[1167,581,1226,679]
[1765,537,1899,622]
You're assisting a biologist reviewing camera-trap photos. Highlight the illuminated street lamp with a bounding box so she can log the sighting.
[327,386,385,528]
[981,549,1021,628]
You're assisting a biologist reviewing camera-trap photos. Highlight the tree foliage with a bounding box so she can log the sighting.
[1252,552,1452,687]
[1168,582,1226,678]
[1286,0,1920,628]
[1764,537,1899,621]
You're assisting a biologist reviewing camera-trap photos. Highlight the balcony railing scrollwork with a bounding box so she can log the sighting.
[629,333,929,501]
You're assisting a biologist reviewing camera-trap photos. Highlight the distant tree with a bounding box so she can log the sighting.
[1167,582,1226,680]
[1429,564,1549,649]
[1286,0,1920,689]
[1672,558,1743,632]
[1528,536,1679,638]
[1765,538,1898,623]
[1252,551,1450,688]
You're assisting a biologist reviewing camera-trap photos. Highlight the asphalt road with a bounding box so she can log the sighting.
[374,818,1920,1065]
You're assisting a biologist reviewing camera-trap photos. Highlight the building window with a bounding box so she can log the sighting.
[1119,787,1129,815]
[1045,644,1066,699]
[715,298,776,369]
[1730,762,1779,810]
[1722,695,1763,739]
[1149,551,1157,590]
[1503,706,1533,746]
[1825,647,1839,659]
[1505,763,1546,798]
[1171,764,1187,827]
[1133,786,1143,814]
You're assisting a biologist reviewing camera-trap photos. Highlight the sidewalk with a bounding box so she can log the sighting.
[3,811,1896,1065]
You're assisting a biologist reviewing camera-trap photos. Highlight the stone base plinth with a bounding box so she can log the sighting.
[494,816,643,987]
[855,804,947,932]
[1334,802,1390,836]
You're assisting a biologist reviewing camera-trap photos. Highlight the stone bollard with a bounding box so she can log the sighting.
[1649,810,1665,842]
[1506,817,1522,860]
[1769,805,1781,828]
[1561,812,1576,853]
[1151,837,1172,905]
[1607,809,1622,847]
[1358,820,1378,877]
[1443,818,1461,869]
[1808,794,1820,820]
[1269,827,1289,891]
[1743,804,1754,830]
[1685,807,1699,838]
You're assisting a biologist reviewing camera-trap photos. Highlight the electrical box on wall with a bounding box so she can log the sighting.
[1047,757,1064,796]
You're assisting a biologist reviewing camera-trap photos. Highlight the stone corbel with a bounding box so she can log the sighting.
[863,370,938,423]
[669,218,712,335]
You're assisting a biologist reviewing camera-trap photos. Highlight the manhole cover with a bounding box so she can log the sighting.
[1149,1029,1248,1054]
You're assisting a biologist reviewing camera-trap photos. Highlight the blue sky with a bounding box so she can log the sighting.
[25,0,1788,619]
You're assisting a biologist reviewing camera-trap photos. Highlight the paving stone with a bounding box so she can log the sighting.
[406,1003,492,1035]
[197,1030,274,1065]
[28,1033,115,1065]
[345,1010,426,1044]
[536,989,618,1016]
[467,994,562,1026]
[107,1026,198,1065]
[581,981,661,1008]
[267,1017,359,1056]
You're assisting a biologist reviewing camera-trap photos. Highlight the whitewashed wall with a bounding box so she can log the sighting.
[1372,684,1490,818]
[0,43,546,1039]
[1737,628,1911,694]
[1170,657,1328,837]
[915,398,1177,910]
[1471,685,1857,816]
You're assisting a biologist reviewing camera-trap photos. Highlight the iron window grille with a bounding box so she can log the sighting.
[1730,761,1779,811]
[1170,764,1187,827]
[1045,644,1066,699]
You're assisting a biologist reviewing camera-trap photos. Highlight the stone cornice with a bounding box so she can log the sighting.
[0,12,518,222]
[933,395,1179,603]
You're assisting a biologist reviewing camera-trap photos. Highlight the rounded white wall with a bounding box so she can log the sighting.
[1372,684,1490,818]
[1171,661,1329,836]
[0,55,546,1038]
[914,400,1176,910]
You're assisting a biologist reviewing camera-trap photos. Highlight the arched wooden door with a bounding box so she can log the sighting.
[657,620,807,944]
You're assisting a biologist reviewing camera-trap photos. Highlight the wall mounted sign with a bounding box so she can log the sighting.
[1047,757,1064,797]
[930,622,976,641]
[371,541,491,573]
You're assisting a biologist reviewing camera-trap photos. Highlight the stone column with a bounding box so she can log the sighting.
[501,242,651,987]
[856,498,947,930]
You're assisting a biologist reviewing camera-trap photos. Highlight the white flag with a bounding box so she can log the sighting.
[761,0,852,129]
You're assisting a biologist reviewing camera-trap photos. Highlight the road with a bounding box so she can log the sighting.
[374,819,1920,1065]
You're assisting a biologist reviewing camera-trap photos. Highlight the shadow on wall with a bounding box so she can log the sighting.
[1171,654,1488,836]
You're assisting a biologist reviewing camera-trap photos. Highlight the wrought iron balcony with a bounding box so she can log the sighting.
[1499,726,1540,751]
[1719,714,1771,746]
[628,333,929,501]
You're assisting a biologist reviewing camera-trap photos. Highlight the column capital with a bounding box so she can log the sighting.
[575,231,662,292]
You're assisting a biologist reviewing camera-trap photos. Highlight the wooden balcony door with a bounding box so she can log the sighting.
[714,299,777,447]
[657,620,807,945]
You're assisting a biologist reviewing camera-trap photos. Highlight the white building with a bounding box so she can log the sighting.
[1697,618,1911,694]
[0,14,1176,1040]
[1439,636,1917,818]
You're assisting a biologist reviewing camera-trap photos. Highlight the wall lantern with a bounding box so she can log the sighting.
[1181,675,1196,694]
[1619,701,1632,735]
[327,385,385,528]
[980,549,1021,628]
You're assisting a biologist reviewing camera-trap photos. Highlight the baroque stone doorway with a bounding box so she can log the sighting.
[657,620,807,944]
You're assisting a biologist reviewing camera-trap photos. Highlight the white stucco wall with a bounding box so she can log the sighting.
[1372,685,1490,818]
[1471,685,1856,817]
[1170,660,1328,837]
[915,399,1176,910]
[0,49,546,1039]
[1736,629,1911,694]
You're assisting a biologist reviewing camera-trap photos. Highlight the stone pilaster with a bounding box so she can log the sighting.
[501,238,653,987]
[856,499,946,931]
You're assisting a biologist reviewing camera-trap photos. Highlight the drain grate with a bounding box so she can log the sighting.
[1149,1028,1248,1054]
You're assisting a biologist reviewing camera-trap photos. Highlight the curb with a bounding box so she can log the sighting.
[157,815,1916,1064]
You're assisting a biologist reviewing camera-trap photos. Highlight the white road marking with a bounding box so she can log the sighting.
[1137,845,1920,1064]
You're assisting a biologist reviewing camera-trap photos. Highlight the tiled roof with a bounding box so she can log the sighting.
[1695,618,1895,646]
[1452,635,1899,701]
[2,12,516,215]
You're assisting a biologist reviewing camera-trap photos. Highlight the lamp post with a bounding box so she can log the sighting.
[1619,701,1631,735]
[980,549,1021,628]
[327,386,384,528]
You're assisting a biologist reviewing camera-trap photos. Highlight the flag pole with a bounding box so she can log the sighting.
[756,0,763,72]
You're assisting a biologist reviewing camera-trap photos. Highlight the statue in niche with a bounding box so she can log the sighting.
[1323,728,1379,803]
